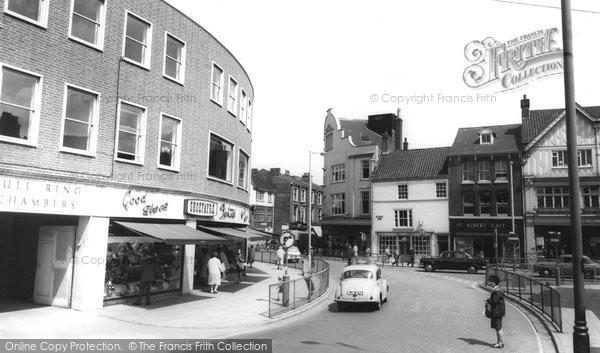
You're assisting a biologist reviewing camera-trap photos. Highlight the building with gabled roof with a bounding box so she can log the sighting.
[370,147,450,259]
[520,95,600,259]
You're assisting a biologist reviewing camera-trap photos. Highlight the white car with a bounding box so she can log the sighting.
[334,264,389,311]
[286,246,301,263]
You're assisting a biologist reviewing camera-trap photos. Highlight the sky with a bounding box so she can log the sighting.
[166,0,600,184]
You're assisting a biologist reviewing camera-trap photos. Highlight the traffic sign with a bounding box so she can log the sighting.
[508,232,519,242]
[279,231,294,248]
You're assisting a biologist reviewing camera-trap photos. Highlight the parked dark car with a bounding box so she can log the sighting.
[534,255,599,279]
[420,251,487,274]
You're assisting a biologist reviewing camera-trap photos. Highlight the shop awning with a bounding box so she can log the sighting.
[198,225,270,240]
[114,221,225,245]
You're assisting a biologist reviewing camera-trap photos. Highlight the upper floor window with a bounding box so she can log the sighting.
[361,190,370,215]
[61,85,99,154]
[267,193,273,203]
[331,193,345,215]
[394,209,413,227]
[583,186,600,208]
[301,189,306,202]
[496,191,509,216]
[247,99,253,132]
[478,160,490,182]
[256,191,264,202]
[5,0,50,27]
[462,160,473,182]
[480,133,492,144]
[361,159,371,179]
[332,164,345,183]
[463,191,474,215]
[227,76,238,115]
[495,160,508,181]
[0,65,42,146]
[210,63,224,105]
[318,193,322,205]
[69,0,106,49]
[208,133,234,183]
[552,150,594,168]
[163,33,186,84]
[578,149,593,167]
[479,191,491,216]
[292,187,298,201]
[240,90,248,125]
[537,187,569,209]
[435,182,447,198]
[123,12,153,68]
[397,184,408,200]
[325,132,333,151]
[158,114,181,170]
[115,101,146,163]
[552,150,567,167]
[238,150,249,189]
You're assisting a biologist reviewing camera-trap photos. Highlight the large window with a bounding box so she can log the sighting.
[5,0,50,27]
[332,164,345,183]
[463,192,474,215]
[552,150,567,167]
[436,182,447,198]
[163,33,186,84]
[361,160,371,179]
[116,102,146,163]
[240,89,248,125]
[478,160,490,182]
[227,76,238,115]
[582,186,600,208]
[256,191,264,202]
[397,184,408,200]
[462,160,473,182]
[578,149,593,167]
[0,65,42,145]
[496,191,509,216]
[208,133,234,182]
[69,0,106,49]
[361,190,370,215]
[247,99,253,132]
[238,150,249,189]
[331,193,345,215]
[210,63,224,105]
[537,187,569,209]
[301,189,306,202]
[494,160,508,181]
[292,187,298,201]
[394,209,413,227]
[325,132,333,151]
[123,12,152,68]
[479,192,491,216]
[552,150,593,167]
[158,114,181,170]
[61,85,99,153]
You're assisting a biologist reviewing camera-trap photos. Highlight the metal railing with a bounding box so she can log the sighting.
[254,251,330,318]
[488,257,600,284]
[486,267,562,332]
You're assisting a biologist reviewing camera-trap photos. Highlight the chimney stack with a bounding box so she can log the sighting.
[403,138,409,150]
[394,109,402,151]
[302,173,310,183]
[284,170,290,176]
[521,94,530,120]
[382,132,390,154]
[270,168,281,176]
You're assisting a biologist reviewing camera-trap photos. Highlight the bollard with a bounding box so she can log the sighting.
[555,266,560,286]
[282,270,290,307]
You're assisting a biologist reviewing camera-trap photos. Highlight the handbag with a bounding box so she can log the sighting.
[484,300,493,318]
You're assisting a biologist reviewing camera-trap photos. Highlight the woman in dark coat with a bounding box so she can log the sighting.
[487,275,505,348]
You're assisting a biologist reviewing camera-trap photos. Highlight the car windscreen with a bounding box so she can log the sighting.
[343,270,373,279]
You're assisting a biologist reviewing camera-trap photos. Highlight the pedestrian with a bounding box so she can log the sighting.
[276,245,285,270]
[218,247,230,281]
[207,251,224,294]
[347,244,353,266]
[234,248,245,283]
[384,246,391,265]
[248,244,256,268]
[134,253,157,305]
[353,244,358,258]
[366,246,371,257]
[392,248,400,267]
[407,248,415,267]
[276,275,284,301]
[486,275,506,348]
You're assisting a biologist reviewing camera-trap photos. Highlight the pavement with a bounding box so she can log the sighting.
[0,261,333,339]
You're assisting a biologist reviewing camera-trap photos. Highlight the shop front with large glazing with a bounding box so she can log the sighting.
[449,218,524,260]
[0,175,248,310]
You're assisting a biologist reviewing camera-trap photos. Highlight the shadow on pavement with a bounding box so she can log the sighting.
[457,337,492,347]
[0,299,46,313]
[216,283,253,293]
[125,293,210,310]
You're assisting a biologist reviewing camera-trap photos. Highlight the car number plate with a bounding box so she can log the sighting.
[346,291,363,296]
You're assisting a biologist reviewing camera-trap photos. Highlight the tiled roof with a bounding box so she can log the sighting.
[339,119,381,146]
[372,147,450,182]
[251,173,274,191]
[522,105,600,145]
[449,124,522,156]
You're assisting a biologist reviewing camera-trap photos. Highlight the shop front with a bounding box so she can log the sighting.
[376,230,439,260]
[530,214,600,259]
[450,218,524,260]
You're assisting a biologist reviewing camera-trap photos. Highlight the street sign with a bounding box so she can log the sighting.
[279,231,294,249]
[508,232,519,242]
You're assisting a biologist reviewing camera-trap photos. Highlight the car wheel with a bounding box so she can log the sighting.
[540,269,552,278]
[424,264,435,272]
[374,295,382,311]
[337,302,345,312]
[467,265,478,274]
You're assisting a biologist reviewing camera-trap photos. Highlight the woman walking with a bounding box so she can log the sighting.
[207,252,224,294]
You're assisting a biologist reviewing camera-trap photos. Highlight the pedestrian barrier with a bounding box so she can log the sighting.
[486,267,562,333]
[255,251,330,318]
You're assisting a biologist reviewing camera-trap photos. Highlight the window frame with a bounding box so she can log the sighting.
[237,147,250,191]
[480,133,492,144]
[59,83,101,156]
[246,99,253,132]
[227,75,239,116]
[240,89,248,125]
[536,186,570,209]
[331,193,346,215]
[361,159,371,180]
[157,112,182,171]
[478,160,491,182]
[210,62,224,106]
[397,184,408,200]
[462,160,473,182]
[494,160,508,182]
[479,191,492,216]
[496,191,509,216]
[4,0,50,28]
[325,132,333,151]
[552,150,567,168]
[582,186,600,208]
[463,191,474,216]
[394,209,413,228]
[0,63,43,147]
[206,131,235,185]
[292,187,298,202]
[122,11,153,70]
[68,0,107,50]
[256,191,264,202]
[578,149,593,168]
[301,189,306,203]
[435,182,447,198]
[360,190,370,215]
[114,100,147,165]
[162,31,186,85]
[331,164,346,183]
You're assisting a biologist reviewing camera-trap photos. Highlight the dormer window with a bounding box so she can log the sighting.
[478,128,494,144]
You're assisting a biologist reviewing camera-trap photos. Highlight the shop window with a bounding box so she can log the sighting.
[478,160,490,182]
[413,234,431,256]
[208,133,234,183]
[104,241,182,301]
[238,150,249,189]
[331,193,345,215]
[583,186,600,208]
[69,0,106,49]
[361,190,370,215]
[5,0,49,27]
[435,182,447,198]
[495,160,508,181]
[397,184,408,200]
[462,160,473,182]
[332,164,345,183]
[158,114,181,170]
[394,209,412,227]
[496,191,509,216]
[0,65,42,146]
[463,191,474,215]
[116,101,146,163]
[479,191,491,216]
[210,62,224,105]
[536,187,569,209]
[163,32,186,84]
[61,85,99,153]
[227,76,238,115]
[123,12,153,68]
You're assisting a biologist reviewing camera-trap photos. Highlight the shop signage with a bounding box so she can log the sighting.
[122,190,169,217]
[533,215,600,226]
[451,219,515,234]
[0,176,84,213]
[185,199,218,216]
[217,202,250,224]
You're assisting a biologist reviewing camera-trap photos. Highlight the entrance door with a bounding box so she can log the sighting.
[33,226,75,307]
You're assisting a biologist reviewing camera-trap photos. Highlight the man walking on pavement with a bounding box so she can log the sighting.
[407,248,415,267]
